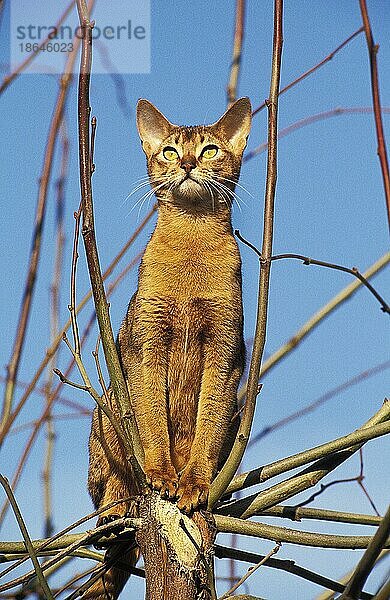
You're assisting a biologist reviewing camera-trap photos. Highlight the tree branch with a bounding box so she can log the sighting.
[237,252,390,405]
[75,0,144,480]
[227,0,246,105]
[209,0,284,509]
[259,505,382,527]
[0,20,84,446]
[358,0,390,229]
[235,230,390,314]
[245,106,390,162]
[340,504,390,599]
[252,27,363,115]
[215,545,374,599]
[214,514,390,550]
[219,542,281,599]
[225,399,390,495]
[0,0,75,95]
[0,475,54,600]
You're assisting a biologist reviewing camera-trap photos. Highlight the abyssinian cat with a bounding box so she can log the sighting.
[85,97,251,599]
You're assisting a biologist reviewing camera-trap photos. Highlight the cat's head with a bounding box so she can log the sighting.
[136,98,251,212]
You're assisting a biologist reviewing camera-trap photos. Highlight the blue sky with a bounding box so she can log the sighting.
[0,1,389,598]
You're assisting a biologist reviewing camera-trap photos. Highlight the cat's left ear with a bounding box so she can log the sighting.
[212,97,252,154]
[136,99,174,155]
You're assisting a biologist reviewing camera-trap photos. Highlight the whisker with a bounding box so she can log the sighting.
[216,175,254,199]
[208,176,247,211]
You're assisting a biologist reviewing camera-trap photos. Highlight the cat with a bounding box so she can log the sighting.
[85,97,251,599]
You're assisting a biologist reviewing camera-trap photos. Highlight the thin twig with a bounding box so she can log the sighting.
[245,106,390,162]
[358,0,390,229]
[0,518,140,593]
[0,0,96,448]
[1,39,77,446]
[69,209,82,356]
[42,118,69,541]
[0,205,154,446]
[75,0,144,479]
[219,543,281,599]
[215,545,374,599]
[252,27,364,115]
[295,449,380,516]
[225,399,390,496]
[235,230,390,314]
[0,497,134,579]
[249,361,390,444]
[242,252,389,397]
[227,0,246,106]
[0,475,54,600]
[209,0,284,509]
[0,0,75,95]
[0,252,143,526]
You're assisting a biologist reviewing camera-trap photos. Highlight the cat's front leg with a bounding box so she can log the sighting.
[177,342,243,513]
[128,316,179,499]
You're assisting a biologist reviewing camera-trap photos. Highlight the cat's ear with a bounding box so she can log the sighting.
[136,99,174,155]
[212,97,252,154]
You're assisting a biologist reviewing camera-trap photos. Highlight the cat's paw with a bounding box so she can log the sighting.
[176,468,210,514]
[93,513,126,549]
[96,512,125,533]
[145,464,179,499]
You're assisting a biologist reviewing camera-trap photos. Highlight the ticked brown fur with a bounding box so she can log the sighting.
[86,96,251,599]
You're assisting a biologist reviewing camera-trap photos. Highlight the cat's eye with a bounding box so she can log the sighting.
[201,144,219,159]
[163,146,179,161]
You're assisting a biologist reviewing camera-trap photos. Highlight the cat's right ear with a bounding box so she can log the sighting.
[136,99,173,156]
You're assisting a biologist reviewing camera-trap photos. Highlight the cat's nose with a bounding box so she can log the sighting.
[180,157,196,174]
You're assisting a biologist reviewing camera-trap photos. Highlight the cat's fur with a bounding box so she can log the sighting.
[85,97,251,599]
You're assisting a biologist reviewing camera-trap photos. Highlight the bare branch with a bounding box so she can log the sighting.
[0,475,54,600]
[245,106,390,162]
[260,505,382,527]
[0,205,154,445]
[0,0,75,95]
[250,361,390,444]
[235,230,390,314]
[219,542,281,599]
[209,0,284,508]
[358,0,390,229]
[0,29,82,446]
[227,0,246,105]
[215,545,374,599]
[252,27,364,115]
[226,399,390,496]
[214,514,390,550]
[75,0,144,479]
[340,505,390,599]
[237,253,390,406]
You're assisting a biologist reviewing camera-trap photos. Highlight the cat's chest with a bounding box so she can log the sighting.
[139,248,238,301]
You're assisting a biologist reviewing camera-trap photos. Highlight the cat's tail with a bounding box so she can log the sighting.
[81,544,139,600]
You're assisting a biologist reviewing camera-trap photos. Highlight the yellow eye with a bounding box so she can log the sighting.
[163,146,179,161]
[201,145,219,159]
